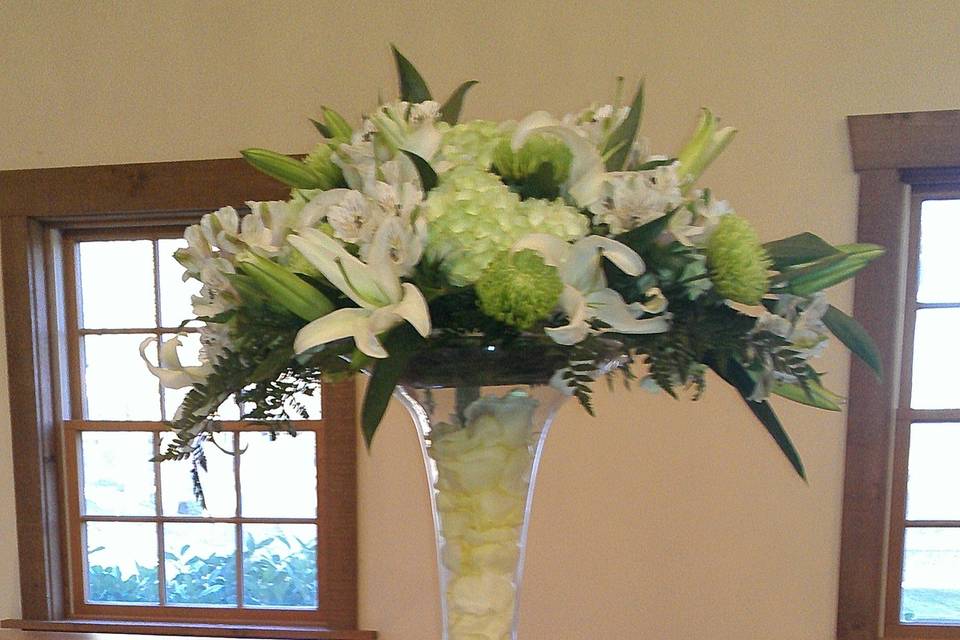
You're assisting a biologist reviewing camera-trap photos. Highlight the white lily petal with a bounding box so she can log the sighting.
[545,286,590,345]
[400,125,442,161]
[587,289,670,335]
[514,123,606,207]
[140,336,209,389]
[510,233,572,268]
[511,111,560,150]
[352,321,390,359]
[293,307,372,354]
[545,322,591,345]
[578,236,645,276]
[392,283,432,337]
[289,229,394,308]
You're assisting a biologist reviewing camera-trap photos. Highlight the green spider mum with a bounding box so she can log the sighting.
[705,214,771,305]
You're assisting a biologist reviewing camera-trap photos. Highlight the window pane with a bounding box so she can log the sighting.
[239,432,317,518]
[81,432,156,516]
[910,308,960,409]
[243,524,318,608]
[78,240,156,329]
[164,523,237,606]
[84,333,161,420]
[917,200,960,303]
[906,423,960,521]
[901,528,960,623]
[86,521,159,604]
[158,238,201,328]
[160,433,237,518]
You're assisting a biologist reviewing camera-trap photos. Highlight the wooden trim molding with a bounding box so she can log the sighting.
[848,110,960,171]
[0,159,369,635]
[837,114,960,640]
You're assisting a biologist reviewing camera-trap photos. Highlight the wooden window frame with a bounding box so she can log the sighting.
[837,110,960,640]
[0,160,373,639]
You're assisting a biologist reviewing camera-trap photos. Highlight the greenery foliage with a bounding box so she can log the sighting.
[87,533,317,607]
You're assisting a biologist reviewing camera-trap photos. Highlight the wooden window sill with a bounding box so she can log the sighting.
[1,620,376,640]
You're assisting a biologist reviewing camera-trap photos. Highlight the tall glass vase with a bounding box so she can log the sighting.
[391,336,616,640]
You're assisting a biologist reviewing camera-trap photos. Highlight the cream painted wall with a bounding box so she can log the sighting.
[2,2,959,638]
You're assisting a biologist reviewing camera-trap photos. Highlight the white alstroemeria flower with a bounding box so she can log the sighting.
[334,139,378,191]
[369,101,444,161]
[199,206,241,254]
[511,111,606,208]
[298,189,383,245]
[513,234,670,345]
[140,335,211,389]
[562,103,631,149]
[287,227,431,358]
[239,200,302,255]
[175,224,216,278]
[359,215,425,278]
[669,191,732,246]
[588,172,670,234]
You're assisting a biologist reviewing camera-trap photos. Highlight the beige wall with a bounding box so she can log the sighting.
[2,1,959,638]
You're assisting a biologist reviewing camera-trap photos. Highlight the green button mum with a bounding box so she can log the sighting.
[705,214,772,305]
[475,249,563,330]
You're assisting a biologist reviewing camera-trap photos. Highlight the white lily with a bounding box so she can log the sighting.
[513,234,670,345]
[511,111,607,208]
[287,226,431,358]
[140,335,211,389]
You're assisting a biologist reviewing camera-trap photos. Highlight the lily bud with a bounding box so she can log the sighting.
[236,252,333,321]
[676,109,737,191]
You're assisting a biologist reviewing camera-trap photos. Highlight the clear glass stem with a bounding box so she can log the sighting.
[396,383,567,640]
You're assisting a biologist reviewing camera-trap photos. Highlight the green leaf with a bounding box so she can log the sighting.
[763,232,841,269]
[781,255,876,296]
[603,80,644,171]
[439,80,479,125]
[772,379,843,411]
[360,324,426,447]
[822,304,883,379]
[401,149,438,192]
[249,345,294,382]
[241,148,326,189]
[614,209,673,251]
[632,157,677,171]
[391,45,432,103]
[309,118,332,138]
[708,358,807,481]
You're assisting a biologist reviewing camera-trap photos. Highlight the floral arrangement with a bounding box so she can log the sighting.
[143,48,882,480]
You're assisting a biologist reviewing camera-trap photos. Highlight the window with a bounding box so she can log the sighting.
[0,160,371,639]
[838,111,960,640]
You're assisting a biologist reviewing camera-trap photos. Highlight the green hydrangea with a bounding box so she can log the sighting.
[302,143,344,187]
[476,250,563,329]
[492,134,572,185]
[705,214,771,305]
[436,120,508,169]
[422,167,589,286]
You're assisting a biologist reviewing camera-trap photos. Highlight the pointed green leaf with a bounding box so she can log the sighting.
[360,323,426,447]
[391,45,432,103]
[241,148,326,189]
[439,80,479,125]
[822,304,883,379]
[632,157,677,171]
[708,358,806,480]
[603,80,644,171]
[309,118,332,138]
[401,149,438,192]
[772,380,843,411]
[614,209,673,251]
[782,256,876,296]
[763,232,841,269]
